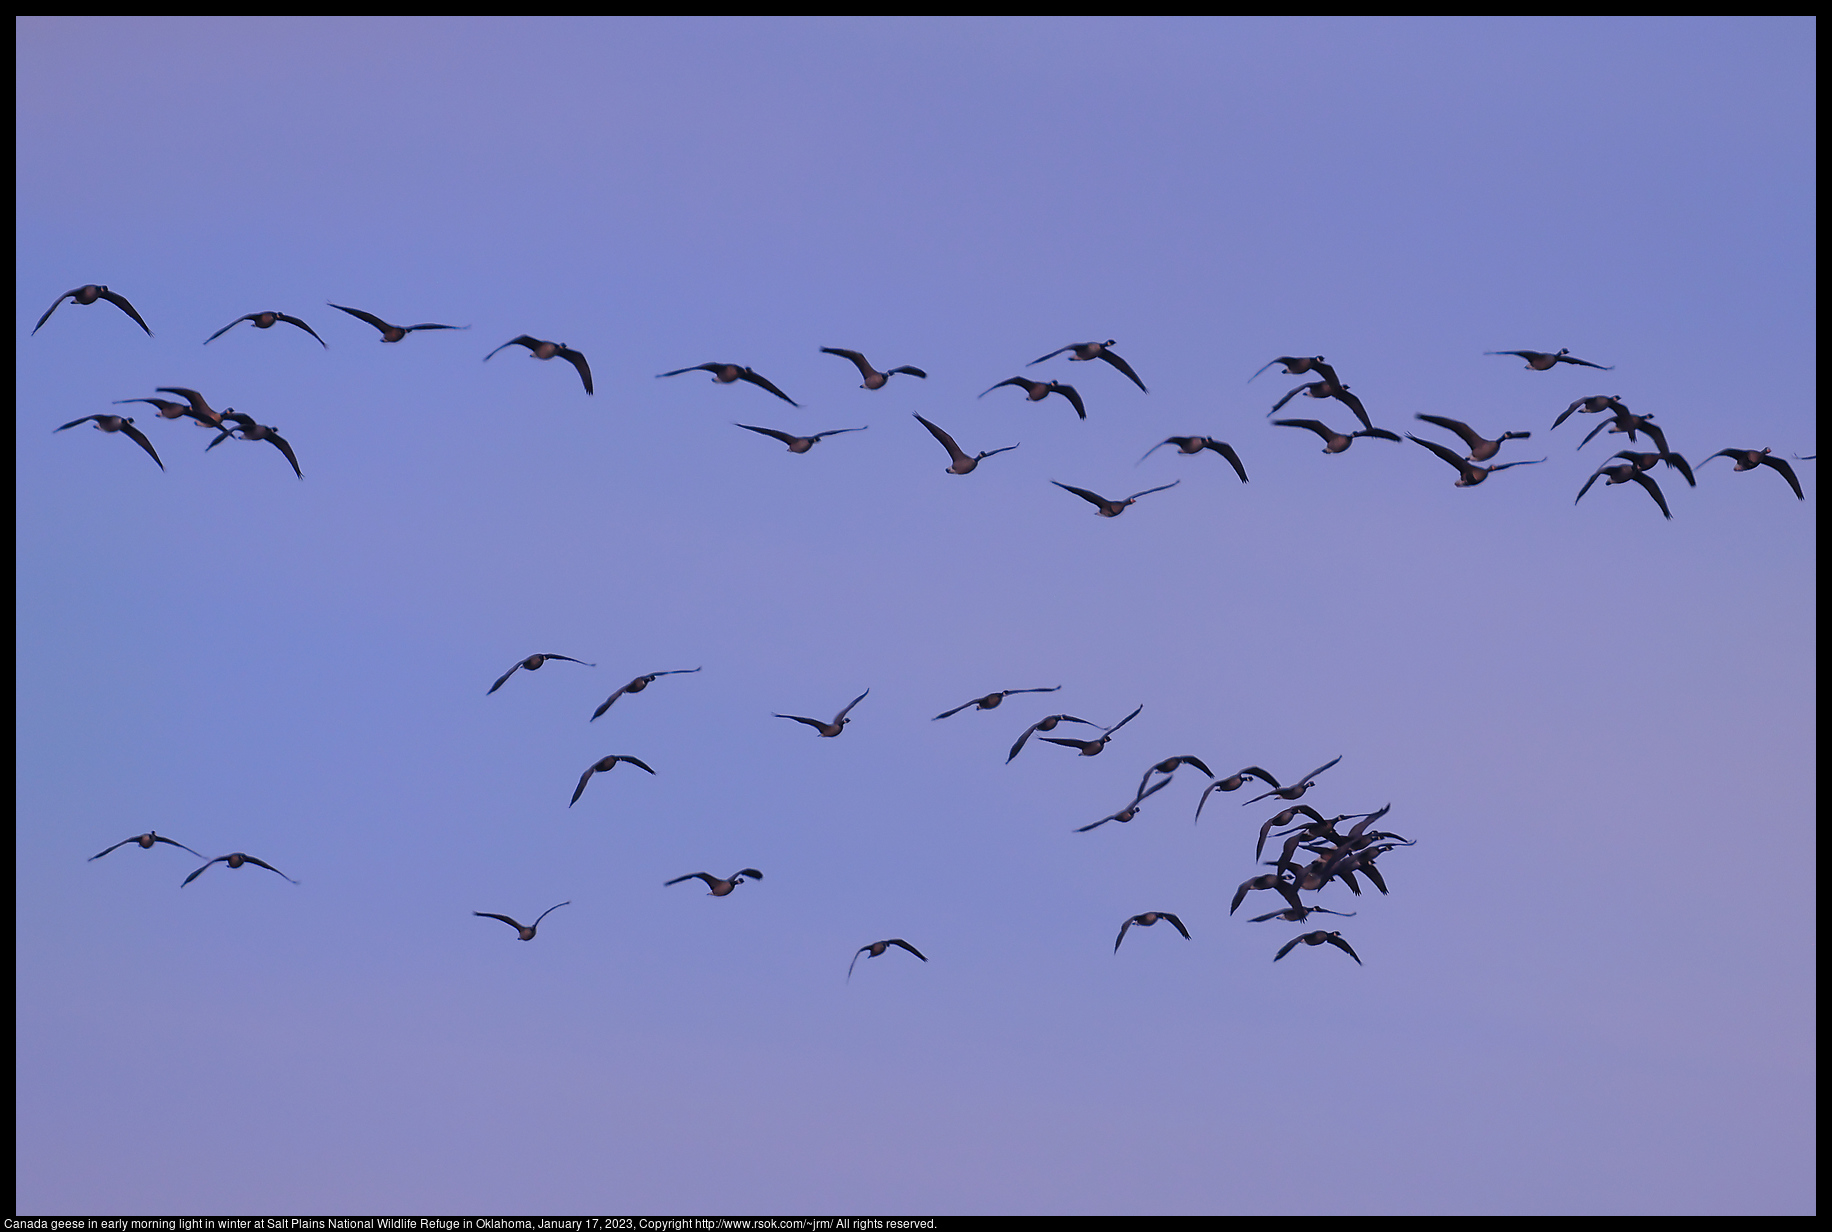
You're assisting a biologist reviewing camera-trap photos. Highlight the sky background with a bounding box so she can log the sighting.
[15,17,1815,1216]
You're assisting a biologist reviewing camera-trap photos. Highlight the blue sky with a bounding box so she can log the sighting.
[16,17,1815,1214]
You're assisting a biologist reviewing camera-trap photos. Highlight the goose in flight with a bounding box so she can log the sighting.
[1269,379,1372,431]
[913,414,1018,475]
[666,869,762,896]
[736,423,866,453]
[980,377,1086,420]
[657,363,798,406]
[821,347,926,388]
[1231,872,1303,916]
[1006,714,1097,763]
[54,415,163,470]
[151,386,227,429]
[1249,356,1335,384]
[1701,448,1806,500]
[328,303,466,342]
[205,413,302,480]
[1052,479,1180,517]
[486,336,593,393]
[205,311,326,348]
[1028,340,1148,392]
[1193,767,1281,822]
[487,653,595,695]
[776,689,869,737]
[1242,756,1343,805]
[1413,414,1532,462]
[1552,395,1629,429]
[1039,704,1142,757]
[591,667,702,721]
[848,938,927,981]
[1272,419,1400,453]
[1579,408,1668,454]
[1138,437,1249,483]
[1114,911,1189,952]
[569,755,656,807]
[1406,434,1546,487]
[1249,904,1356,924]
[1076,776,1172,831]
[114,396,199,423]
[474,901,569,941]
[1575,462,1673,520]
[90,831,204,861]
[1486,348,1612,371]
[182,852,298,887]
[34,284,152,336]
[934,686,1061,720]
[1608,449,1696,487]
[1274,930,1362,965]
[1136,755,1214,800]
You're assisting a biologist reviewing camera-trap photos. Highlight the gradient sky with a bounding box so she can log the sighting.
[16,17,1815,1215]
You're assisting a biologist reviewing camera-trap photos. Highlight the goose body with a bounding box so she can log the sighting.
[475,901,570,941]
[1114,911,1189,951]
[666,869,762,896]
[776,689,869,737]
[913,414,1017,475]
[821,347,926,389]
[90,831,204,861]
[486,336,593,393]
[487,653,595,695]
[1051,479,1179,517]
[329,302,466,342]
[980,377,1087,420]
[1274,930,1362,964]
[591,668,702,721]
[1486,348,1612,371]
[1272,419,1400,453]
[1028,340,1148,392]
[569,755,657,807]
[848,938,927,980]
[205,311,326,348]
[736,423,866,453]
[34,284,152,336]
[182,852,298,887]
[657,363,798,405]
[1138,437,1248,482]
[1701,448,1805,500]
[934,686,1061,720]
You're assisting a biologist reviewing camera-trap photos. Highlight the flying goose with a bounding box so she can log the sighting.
[205,311,326,348]
[1242,756,1343,805]
[487,653,595,695]
[821,347,926,388]
[569,755,657,807]
[1076,776,1173,831]
[1114,911,1189,952]
[34,285,152,336]
[657,363,798,406]
[934,686,1062,720]
[1137,755,1214,800]
[181,853,298,887]
[1486,348,1612,371]
[1701,448,1806,500]
[665,869,762,896]
[54,415,162,470]
[152,387,228,429]
[1006,714,1097,763]
[1274,931,1362,964]
[1579,408,1669,454]
[90,831,204,861]
[1272,419,1400,453]
[736,423,867,453]
[1193,767,1281,822]
[1609,449,1696,487]
[474,901,569,941]
[205,413,303,480]
[1249,904,1356,923]
[848,938,928,981]
[1575,463,1673,520]
[776,689,869,737]
[591,668,702,721]
[1269,379,1372,431]
[1028,340,1148,392]
[1051,479,1180,517]
[113,397,196,422]
[1406,434,1546,487]
[1553,395,1629,429]
[1137,437,1249,483]
[1413,414,1532,462]
[328,303,466,342]
[1040,704,1142,757]
[980,377,1086,420]
[1249,356,1335,384]
[1231,872,1303,916]
[485,336,593,393]
[913,413,1018,474]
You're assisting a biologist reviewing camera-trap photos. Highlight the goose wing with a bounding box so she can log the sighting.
[205,314,259,344]
[275,314,328,346]
[1096,349,1148,392]
[914,414,970,465]
[485,335,541,361]
[1760,454,1806,500]
[118,421,165,470]
[1050,384,1087,420]
[736,369,798,405]
[1203,440,1250,483]
[558,347,594,394]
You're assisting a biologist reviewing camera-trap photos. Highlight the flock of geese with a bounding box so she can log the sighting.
[47,281,1811,978]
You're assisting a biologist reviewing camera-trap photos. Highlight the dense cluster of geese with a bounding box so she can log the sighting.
[47,281,1811,977]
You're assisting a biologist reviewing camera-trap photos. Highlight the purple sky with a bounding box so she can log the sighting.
[16,17,1815,1215]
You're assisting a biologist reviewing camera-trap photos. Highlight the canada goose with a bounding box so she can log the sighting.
[1231,872,1303,916]
[1274,930,1361,964]
[1028,340,1148,392]
[1552,395,1629,429]
[934,686,1061,720]
[1413,414,1532,462]
[657,363,798,406]
[1575,463,1673,520]
[1136,755,1214,800]
[1579,408,1669,455]
[181,853,298,887]
[114,397,200,423]
[736,423,867,453]
[848,938,927,981]
[1249,356,1335,384]
[569,755,657,807]
[913,414,1018,475]
[776,689,869,737]
[1272,419,1401,453]
[474,901,569,941]
[1076,776,1172,831]
[1486,348,1612,371]
[485,336,593,394]
[1192,767,1281,823]
[328,303,467,342]
[1254,805,1378,859]
[1406,434,1547,486]
[1269,380,1372,431]
[1242,756,1343,805]
[34,285,152,336]
[1114,911,1189,952]
[204,413,302,480]
[1609,449,1696,487]
[1052,479,1180,517]
[89,831,204,861]
[54,415,163,470]
[1040,704,1142,757]
[1137,437,1249,483]
[204,312,327,348]
[1701,448,1806,500]
[591,668,702,721]
[1006,714,1097,763]
[487,653,595,695]
[1249,904,1356,923]
[665,869,762,896]
[821,347,927,388]
[152,387,227,429]
[980,377,1086,420]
